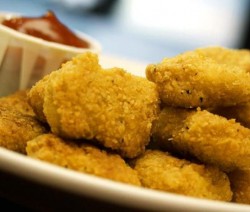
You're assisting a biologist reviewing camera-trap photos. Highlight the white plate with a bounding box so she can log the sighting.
[0,55,250,211]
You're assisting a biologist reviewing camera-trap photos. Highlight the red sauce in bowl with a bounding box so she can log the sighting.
[2,11,90,48]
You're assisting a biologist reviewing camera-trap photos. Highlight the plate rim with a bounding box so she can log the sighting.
[0,147,250,211]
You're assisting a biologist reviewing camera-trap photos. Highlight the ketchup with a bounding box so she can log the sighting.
[2,11,90,48]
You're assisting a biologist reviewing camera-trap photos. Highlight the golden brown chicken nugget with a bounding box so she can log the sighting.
[26,134,141,186]
[28,52,101,123]
[210,104,250,129]
[0,90,34,116]
[33,53,159,158]
[0,106,47,154]
[195,46,250,72]
[229,169,250,204]
[28,75,50,122]
[133,150,232,201]
[146,51,250,108]
[152,107,250,172]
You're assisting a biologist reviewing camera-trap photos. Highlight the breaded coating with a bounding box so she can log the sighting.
[152,107,194,143]
[229,169,250,204]
[146,51,250,108]
[152,107,250,171]
[26,134,141,186]
[195,46,250,72]
[31,52,159,158]
[28,53,101,123]
[133,150,232,201]
[211,104,250,129]
[0,106,47,154]
[0,90,34,116]
[28,75,50,122]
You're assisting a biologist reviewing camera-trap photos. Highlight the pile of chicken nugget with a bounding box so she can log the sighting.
[1,46,250,204]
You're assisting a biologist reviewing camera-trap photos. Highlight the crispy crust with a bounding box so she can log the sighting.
[0,106,47,153]
[210,104,250,129]
[26,134,141,186]
[28,75,51,122]
[146,51,250,108]
[37,53,159,158]
[0,90,34,116]
[28,52,101,123]
[195,46,250,72]
[152,107,250,172]
[133,150,232,201]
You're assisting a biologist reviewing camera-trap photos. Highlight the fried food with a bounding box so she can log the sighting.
[152,107,250,171]
[195,46,250,72]
[146,51,250,108]
[133,150,232,201]
[5,46,250,205]
[0,90,34,116]
[28,52,101,123]
[0,106,47,153]
[29,52,159,158]
[26,134,141,186]
[229,169,250,204]
[28,75,50,122]
[210,104,250,129]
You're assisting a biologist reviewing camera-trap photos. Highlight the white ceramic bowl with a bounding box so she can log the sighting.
[0,12,101,96]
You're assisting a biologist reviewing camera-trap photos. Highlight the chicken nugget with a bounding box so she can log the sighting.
[133,150,232,201]
[211,104,250,129]
[152,107,250,171]
[146,51,250,108]
[228,169,250,204]
[195,46,250,72]
[28,75,50,122]
[0,106,47,154]
[31,52,159,158]
[28,52,101,123]
[0,90,34,116]
[26,134,141,186]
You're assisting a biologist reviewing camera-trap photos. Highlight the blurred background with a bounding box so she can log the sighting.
[0,0,249,63]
